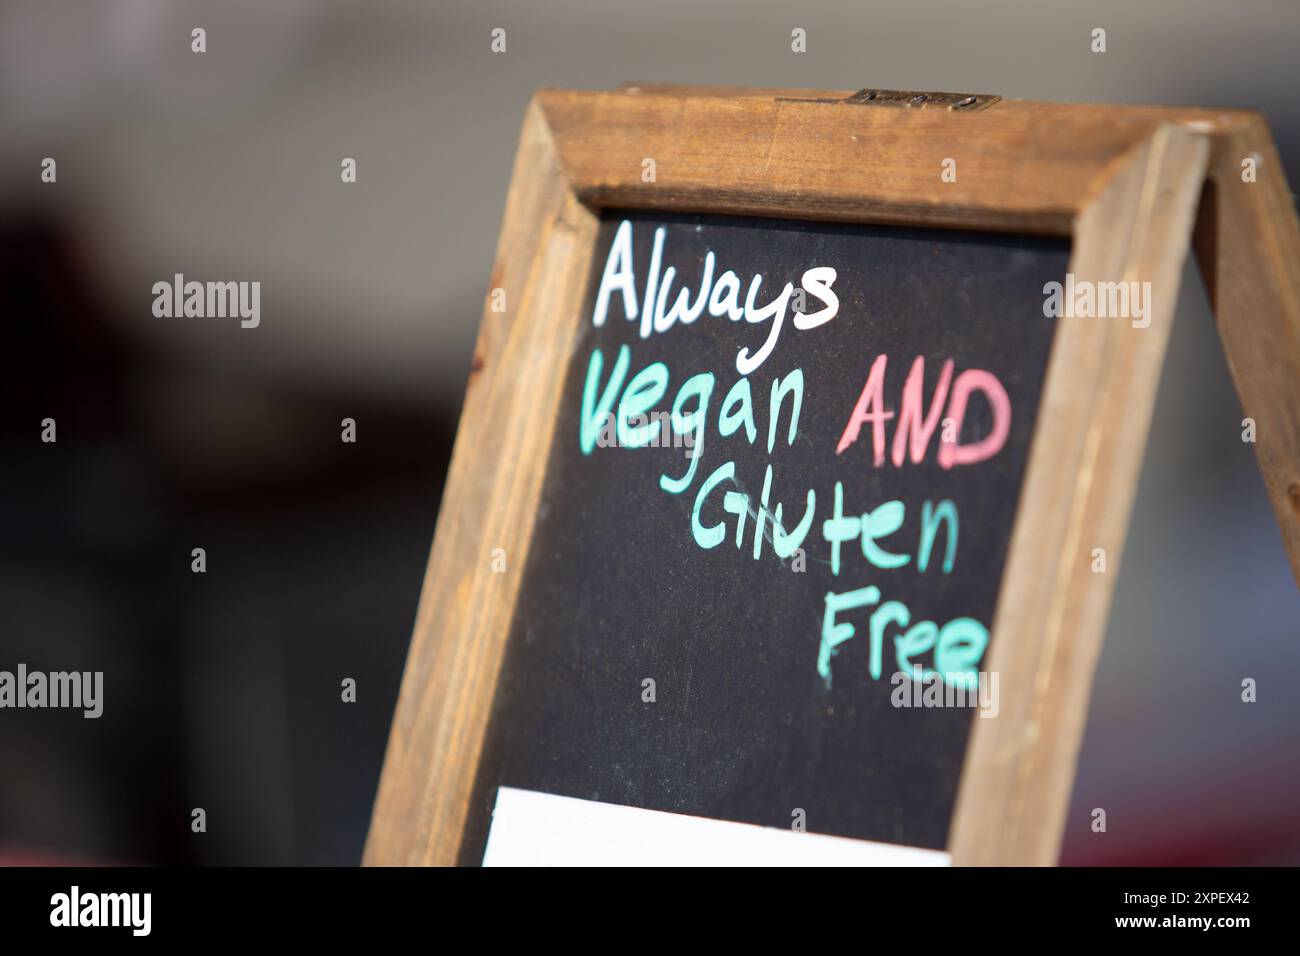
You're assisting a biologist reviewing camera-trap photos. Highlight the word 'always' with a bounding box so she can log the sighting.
[591,219,839,374]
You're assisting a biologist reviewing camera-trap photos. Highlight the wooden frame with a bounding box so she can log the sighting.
[364,85,1300,866]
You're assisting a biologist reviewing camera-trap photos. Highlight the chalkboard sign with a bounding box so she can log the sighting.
[458,212,1067,863]
[366,86,1300,866]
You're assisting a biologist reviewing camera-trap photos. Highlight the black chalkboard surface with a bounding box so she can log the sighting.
[461,211,1069,863]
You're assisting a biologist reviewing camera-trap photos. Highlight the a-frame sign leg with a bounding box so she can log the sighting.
[1192,115,1300,586]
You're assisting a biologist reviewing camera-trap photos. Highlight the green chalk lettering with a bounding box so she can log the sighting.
[767,368,804,453]
[868,600,910,681]
[617,361,668,448]
[895,620,939,682]
[935,617,987,690]
[692,461,734,549]
[861,499,910,570]
[579,345,630,454]
[660,371,715,494]
[918,499,959,574]
[821,481,861,577]
[723,490,749,548]
[819,586,882,685]
[752,464,773,559]
[772,488,816,559]
[718,377,757,443]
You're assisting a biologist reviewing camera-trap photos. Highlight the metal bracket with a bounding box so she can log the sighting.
[777,89,1001,111]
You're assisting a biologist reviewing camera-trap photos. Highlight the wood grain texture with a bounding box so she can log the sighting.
[1193,117,1300,584]
[535,88,1261,237]
[363,101,598,865]
[949,124,1211,865]
[365,85,1299,867]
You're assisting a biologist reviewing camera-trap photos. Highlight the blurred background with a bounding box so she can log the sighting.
[0,0,1296,865]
